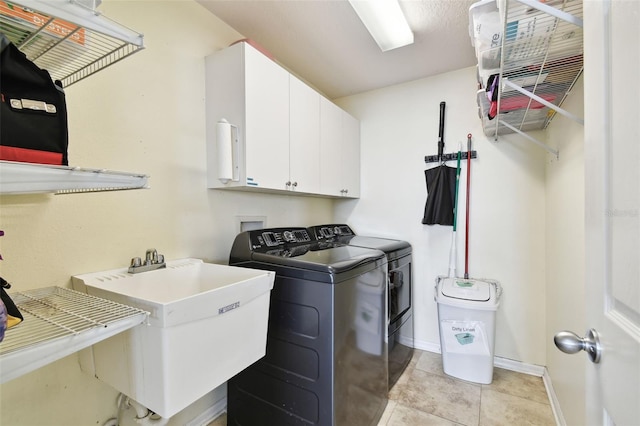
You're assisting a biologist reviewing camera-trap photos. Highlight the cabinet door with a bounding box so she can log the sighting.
[319,97,343,196]
[290,75,320,193]
[341,112,360,198]
[244,44,290,190]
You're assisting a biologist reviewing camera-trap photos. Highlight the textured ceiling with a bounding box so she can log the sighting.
[197,0,478,99]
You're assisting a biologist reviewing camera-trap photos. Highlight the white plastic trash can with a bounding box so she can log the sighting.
[435,276,502,384]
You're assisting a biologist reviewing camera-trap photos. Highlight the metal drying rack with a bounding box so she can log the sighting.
[0,286,148,383]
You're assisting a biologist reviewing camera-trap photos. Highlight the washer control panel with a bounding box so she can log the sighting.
[309,224,354,241]
[249,227,312,250]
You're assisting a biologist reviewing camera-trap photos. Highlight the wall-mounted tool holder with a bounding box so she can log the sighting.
[426,103,479,164]
[425,150,477,164]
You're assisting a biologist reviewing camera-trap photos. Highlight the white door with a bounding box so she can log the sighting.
[582,1,640,424]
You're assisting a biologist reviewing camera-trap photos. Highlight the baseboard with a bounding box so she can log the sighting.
[398,334,440,353]
[411,336,546,376]
[493,356,546,377]
[185,397,227,426]
[542,368,566,426]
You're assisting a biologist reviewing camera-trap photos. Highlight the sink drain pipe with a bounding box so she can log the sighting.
[106,393,170,426]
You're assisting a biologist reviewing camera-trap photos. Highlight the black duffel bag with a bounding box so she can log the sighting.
[0,33,69,165]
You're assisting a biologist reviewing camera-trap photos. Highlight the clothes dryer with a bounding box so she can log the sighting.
[227,227,388,426]
[308,224,414,390]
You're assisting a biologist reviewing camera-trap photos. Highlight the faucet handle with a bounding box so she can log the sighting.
[145,248,158,264]
[157,254,165,264]
[130,257,142,268]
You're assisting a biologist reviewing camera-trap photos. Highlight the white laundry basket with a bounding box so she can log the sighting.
[435,276,502,384]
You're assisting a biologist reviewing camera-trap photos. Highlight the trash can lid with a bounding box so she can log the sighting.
[440,278,491,302]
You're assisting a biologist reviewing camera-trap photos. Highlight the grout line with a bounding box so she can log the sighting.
[478,383,483,426]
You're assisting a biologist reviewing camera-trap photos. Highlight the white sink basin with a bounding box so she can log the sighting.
[73,258,274,327]
[72,258,275,418]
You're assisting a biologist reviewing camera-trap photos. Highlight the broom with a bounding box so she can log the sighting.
[464,133,472,279]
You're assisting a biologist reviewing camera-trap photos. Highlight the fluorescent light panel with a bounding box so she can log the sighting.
[348,0,414,52]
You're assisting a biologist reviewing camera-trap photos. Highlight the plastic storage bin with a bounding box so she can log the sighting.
[435,277,502,384]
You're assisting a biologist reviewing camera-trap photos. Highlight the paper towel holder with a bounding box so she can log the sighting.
[216,118,239,184]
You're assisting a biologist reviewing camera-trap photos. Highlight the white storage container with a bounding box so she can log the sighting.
[469,0,502,86]
[435,277,502,384]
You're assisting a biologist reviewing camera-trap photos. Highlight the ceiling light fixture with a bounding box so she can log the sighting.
[348,0,414,52]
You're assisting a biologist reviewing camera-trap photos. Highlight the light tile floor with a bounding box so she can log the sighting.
[209,349,556,426]
[379,349,556,426]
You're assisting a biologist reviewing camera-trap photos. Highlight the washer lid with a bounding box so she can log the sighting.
[346,236,411,258]
[440,278,491,301]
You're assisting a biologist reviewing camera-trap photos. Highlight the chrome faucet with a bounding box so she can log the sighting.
[128,248,166,274]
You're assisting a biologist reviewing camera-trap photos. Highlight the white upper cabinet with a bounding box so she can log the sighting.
[319,97,360,198]
[289,75,321,194]
[319,97,343,196]
[206,42,289,191]
[206,42,359,198]
[244,43,291,190]
[342,111,361,198]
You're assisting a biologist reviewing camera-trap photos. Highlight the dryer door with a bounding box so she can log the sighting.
[389,254,412,324]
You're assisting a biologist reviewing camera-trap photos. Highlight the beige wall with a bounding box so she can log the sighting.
[335,67,549,366]
[545,75,586,426]
[0,1,334,425]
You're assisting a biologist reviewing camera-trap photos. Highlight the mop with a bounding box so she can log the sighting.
[450,133,502,297]
[447,143,462,278]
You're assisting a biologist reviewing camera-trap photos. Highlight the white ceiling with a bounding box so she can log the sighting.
[197,0,478,99]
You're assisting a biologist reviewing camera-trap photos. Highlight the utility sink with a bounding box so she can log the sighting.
[72,258,275,418]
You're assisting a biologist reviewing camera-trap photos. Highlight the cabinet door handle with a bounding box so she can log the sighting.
[292,182,298,188]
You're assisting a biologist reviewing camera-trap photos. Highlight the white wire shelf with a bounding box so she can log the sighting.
[0,286,148,384]
[0,3,148,195]
[0,0,144,87]
[0,160,149,195]
[470,0,584,155]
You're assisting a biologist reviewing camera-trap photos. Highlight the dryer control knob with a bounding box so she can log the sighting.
[283,230,294,242]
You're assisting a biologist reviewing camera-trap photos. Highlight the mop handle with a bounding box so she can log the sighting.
[465,133,472,279]
[448,145,462,278]
[453,148,462,231]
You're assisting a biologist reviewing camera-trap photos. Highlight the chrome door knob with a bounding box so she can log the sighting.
[554,328,601,363]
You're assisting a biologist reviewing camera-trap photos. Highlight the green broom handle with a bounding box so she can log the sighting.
[453,147,462,232]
